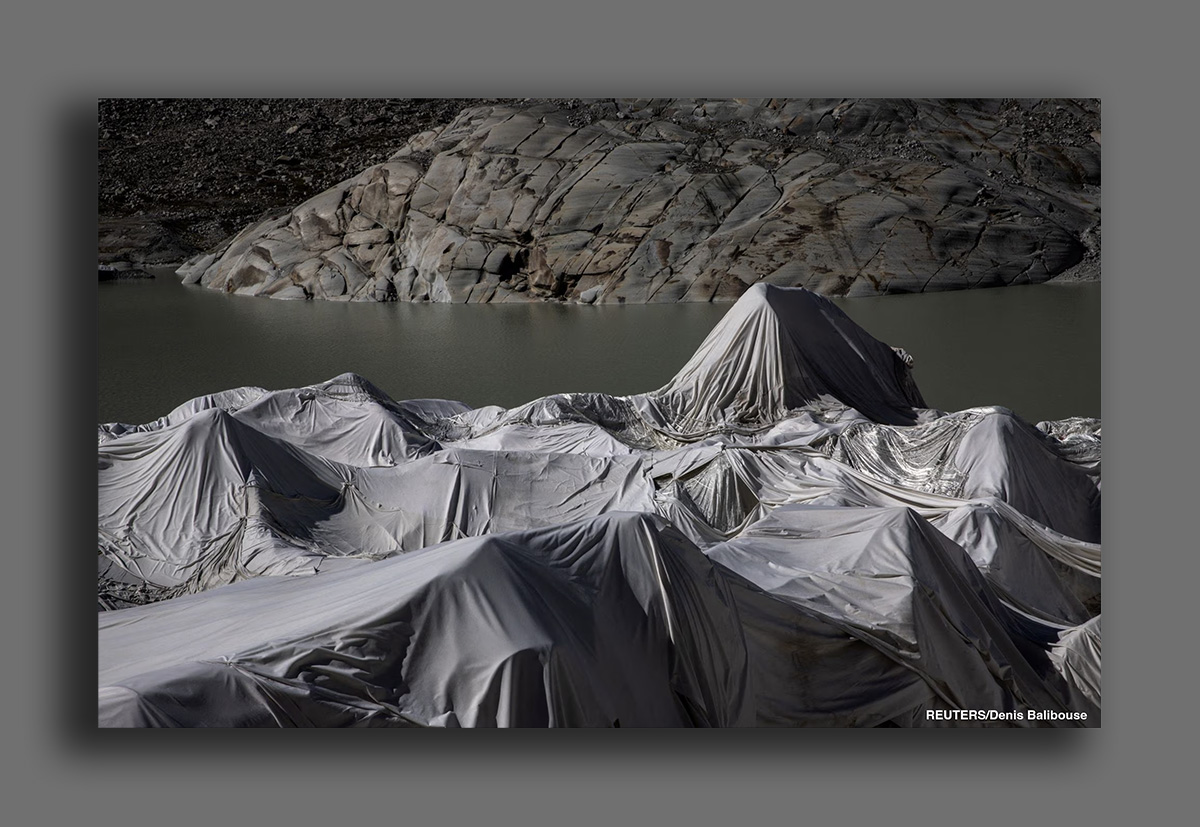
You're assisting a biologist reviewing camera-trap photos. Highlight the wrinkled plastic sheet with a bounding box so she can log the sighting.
[98,285,1100,726]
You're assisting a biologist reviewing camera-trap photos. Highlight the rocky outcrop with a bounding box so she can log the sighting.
[99,218,195,270]
[180,98,1100,302]
[99,98,513,269]
[98,262,154,281]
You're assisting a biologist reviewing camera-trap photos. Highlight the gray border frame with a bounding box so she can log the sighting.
[4,0,1188,822]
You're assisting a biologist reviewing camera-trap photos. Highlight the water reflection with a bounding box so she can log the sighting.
[99,277,1099,425]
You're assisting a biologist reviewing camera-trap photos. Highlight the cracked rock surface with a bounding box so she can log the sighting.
[120,99,1101,302]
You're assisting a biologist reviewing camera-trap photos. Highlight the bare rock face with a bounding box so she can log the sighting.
[181,98,1100,303]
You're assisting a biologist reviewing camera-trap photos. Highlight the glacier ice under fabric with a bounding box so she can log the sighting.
[98,285,1101,726]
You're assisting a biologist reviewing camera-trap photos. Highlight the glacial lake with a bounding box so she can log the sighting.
[98,275,1100,427]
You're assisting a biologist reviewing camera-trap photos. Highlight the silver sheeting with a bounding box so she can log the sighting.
[98,285,1100,726]
[99,513,752,727]
[706,506,1096,726]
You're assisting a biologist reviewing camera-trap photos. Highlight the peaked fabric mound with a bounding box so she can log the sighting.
[98,285,1101,726]
[648,284,925,431]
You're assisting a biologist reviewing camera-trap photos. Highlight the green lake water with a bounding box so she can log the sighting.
[99,276,1099,426]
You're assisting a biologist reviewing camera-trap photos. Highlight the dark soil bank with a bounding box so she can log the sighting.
[99,98,513,264]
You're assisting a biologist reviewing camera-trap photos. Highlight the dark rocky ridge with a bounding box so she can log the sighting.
[103,99,1100,301]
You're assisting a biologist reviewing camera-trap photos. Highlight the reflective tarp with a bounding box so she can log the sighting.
[98,285,1100,726]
